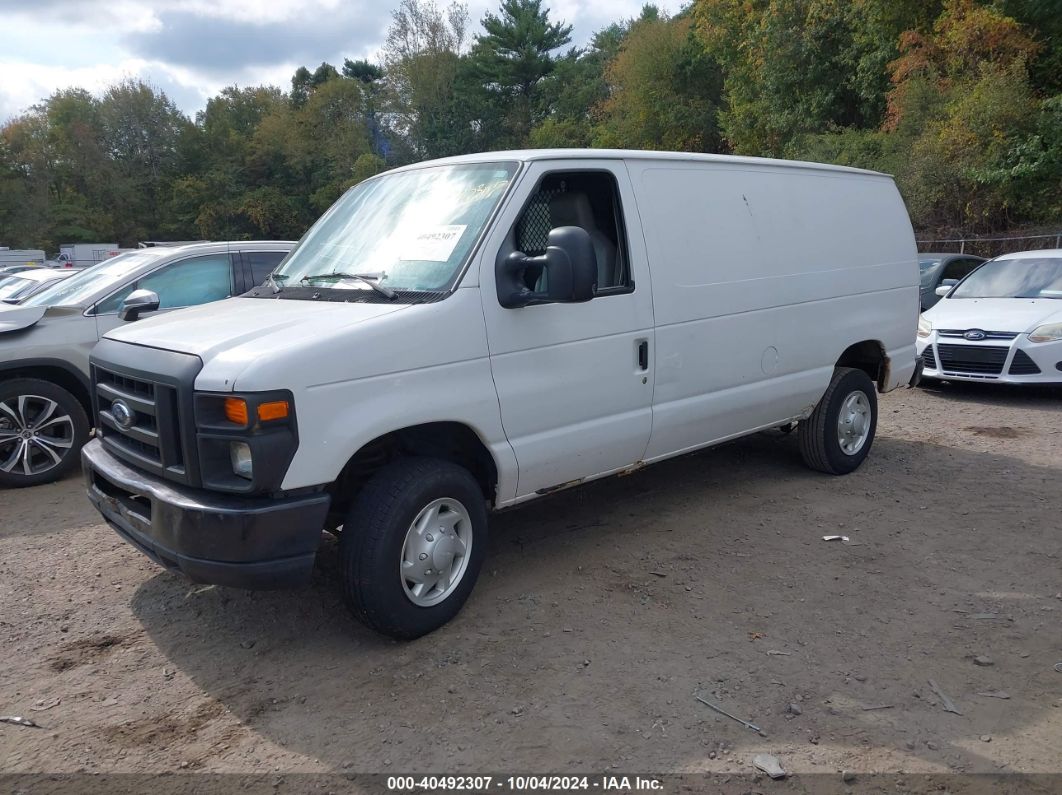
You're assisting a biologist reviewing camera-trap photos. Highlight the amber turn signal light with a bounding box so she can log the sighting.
[257,400,290,422]
[223,397,249,425]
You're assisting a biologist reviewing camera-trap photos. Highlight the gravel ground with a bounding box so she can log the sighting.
[1,383,1061,789]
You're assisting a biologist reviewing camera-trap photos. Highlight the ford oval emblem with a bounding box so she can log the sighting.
[964,329,987,341]
[111,399,136,429]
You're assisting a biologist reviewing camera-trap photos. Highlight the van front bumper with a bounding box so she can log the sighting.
[82,439,330,589]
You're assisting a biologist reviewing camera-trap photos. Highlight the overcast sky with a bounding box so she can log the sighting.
[0,0,670,123]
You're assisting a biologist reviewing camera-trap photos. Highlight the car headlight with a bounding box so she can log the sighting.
[230,441,253,479]
[917,316,933,338]
[1028,322,1062,343]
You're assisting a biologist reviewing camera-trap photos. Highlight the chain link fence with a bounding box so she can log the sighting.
[916,231,1062,259]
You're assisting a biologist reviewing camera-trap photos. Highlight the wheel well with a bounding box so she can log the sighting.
[328,422,498,525]
[836,340,889,391]
[0,365,92,415]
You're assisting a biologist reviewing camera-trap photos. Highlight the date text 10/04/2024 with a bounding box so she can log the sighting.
[386,776,664,791]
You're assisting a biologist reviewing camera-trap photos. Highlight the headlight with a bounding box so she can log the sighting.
[230,441,253,479]
[917,316,933,338]
[194,390,297,493]
[1028,322,1062,343]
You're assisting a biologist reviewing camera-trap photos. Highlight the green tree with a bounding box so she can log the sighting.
[467,0,572,146]
[695,0,932,155]
[592,11,722,152]
[382,0,472,158]
[530,21,631,148]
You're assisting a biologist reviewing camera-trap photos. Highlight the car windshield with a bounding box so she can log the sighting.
[271,162,519,298]
[918,258,941,272]
[0,276,35,300]
[21,250,166,307]
[950,256,1062,299]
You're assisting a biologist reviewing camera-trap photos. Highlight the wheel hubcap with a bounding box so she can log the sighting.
[400,498,472,607]
[0,395,75,477]
[836,390,871,456]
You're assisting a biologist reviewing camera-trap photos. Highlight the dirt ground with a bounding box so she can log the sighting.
[2,382,1061,790]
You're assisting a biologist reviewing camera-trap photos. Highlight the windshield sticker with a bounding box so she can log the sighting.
[400,225,466,262]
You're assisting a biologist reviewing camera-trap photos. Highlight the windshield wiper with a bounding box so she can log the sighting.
[299,271,396,300]
[266,272,289,294]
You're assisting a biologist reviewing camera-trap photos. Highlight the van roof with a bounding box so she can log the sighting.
[386,148,890,179]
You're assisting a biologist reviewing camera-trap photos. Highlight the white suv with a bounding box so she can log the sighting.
[0,241,293,487]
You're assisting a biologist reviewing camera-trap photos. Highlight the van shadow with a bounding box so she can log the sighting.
[129,431,1062,774]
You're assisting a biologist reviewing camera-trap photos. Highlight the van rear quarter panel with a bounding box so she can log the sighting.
[626,160,917,460]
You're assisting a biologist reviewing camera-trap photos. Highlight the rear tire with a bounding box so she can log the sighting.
[0,378,89,488]
[340,457,488,639]
[799,367,877,475]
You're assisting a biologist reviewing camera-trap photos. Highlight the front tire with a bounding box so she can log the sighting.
[798,367,877,475]
[0,378,90,488]
[340,457,488,639]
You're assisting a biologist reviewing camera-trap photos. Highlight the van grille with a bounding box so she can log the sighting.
[936,344,1008,376]
[95,367,184,473]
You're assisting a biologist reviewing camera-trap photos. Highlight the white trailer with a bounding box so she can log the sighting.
[53,243,120,268]
[0,248,46,267]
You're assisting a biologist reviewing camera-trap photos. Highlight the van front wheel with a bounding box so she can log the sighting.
[799,367,877,475]
[340,458,488,639]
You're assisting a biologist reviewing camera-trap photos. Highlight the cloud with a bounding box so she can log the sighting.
[122,5,390,74]
[0,0,674,122]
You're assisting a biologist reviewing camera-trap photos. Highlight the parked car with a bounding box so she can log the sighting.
[917,249,1062,384]
[0,263,46,277]
[919,252,986,310]
[0,268,75,304]
[80,149,920,639]
[0,241,294,487]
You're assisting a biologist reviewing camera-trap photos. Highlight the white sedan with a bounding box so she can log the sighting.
[916,249,1062,385]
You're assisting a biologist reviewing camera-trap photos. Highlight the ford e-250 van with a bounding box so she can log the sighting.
[82,150,920,638]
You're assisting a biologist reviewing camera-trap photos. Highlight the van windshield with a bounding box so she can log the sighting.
[950,257,1062,299]
[22,250,167,307]
[268,162,519,299]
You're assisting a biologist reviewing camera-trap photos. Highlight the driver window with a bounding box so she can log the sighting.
[512,171,631,294]
[95,254,235,314]
[941,258,981,282]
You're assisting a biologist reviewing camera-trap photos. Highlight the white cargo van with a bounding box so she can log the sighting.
[82,150,920,638]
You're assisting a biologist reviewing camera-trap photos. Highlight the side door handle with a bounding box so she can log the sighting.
[637,339,649,371]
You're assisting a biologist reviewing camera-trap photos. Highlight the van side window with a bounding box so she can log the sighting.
[512,171,632,294]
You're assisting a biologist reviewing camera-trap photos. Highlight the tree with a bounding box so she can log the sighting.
[529,21,631,148]
[694,0,932,155]
[381,0,472,158]
[467,0,572,146]
[343,58,385,83]
[593,11,722,152]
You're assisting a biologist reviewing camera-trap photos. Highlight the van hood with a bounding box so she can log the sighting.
[104,297,412,381]
[0,304,47,333]
[923,297,1062,333]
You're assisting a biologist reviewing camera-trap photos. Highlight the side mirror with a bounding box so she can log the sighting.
[497,226,597,309]
[119,289,160,322]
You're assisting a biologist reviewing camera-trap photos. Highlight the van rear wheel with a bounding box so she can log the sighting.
[339,457,488,639]
[798,367,877,475]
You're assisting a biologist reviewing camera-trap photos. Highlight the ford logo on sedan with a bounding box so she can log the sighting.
[964,329,987,341]
[111,400,136,429]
